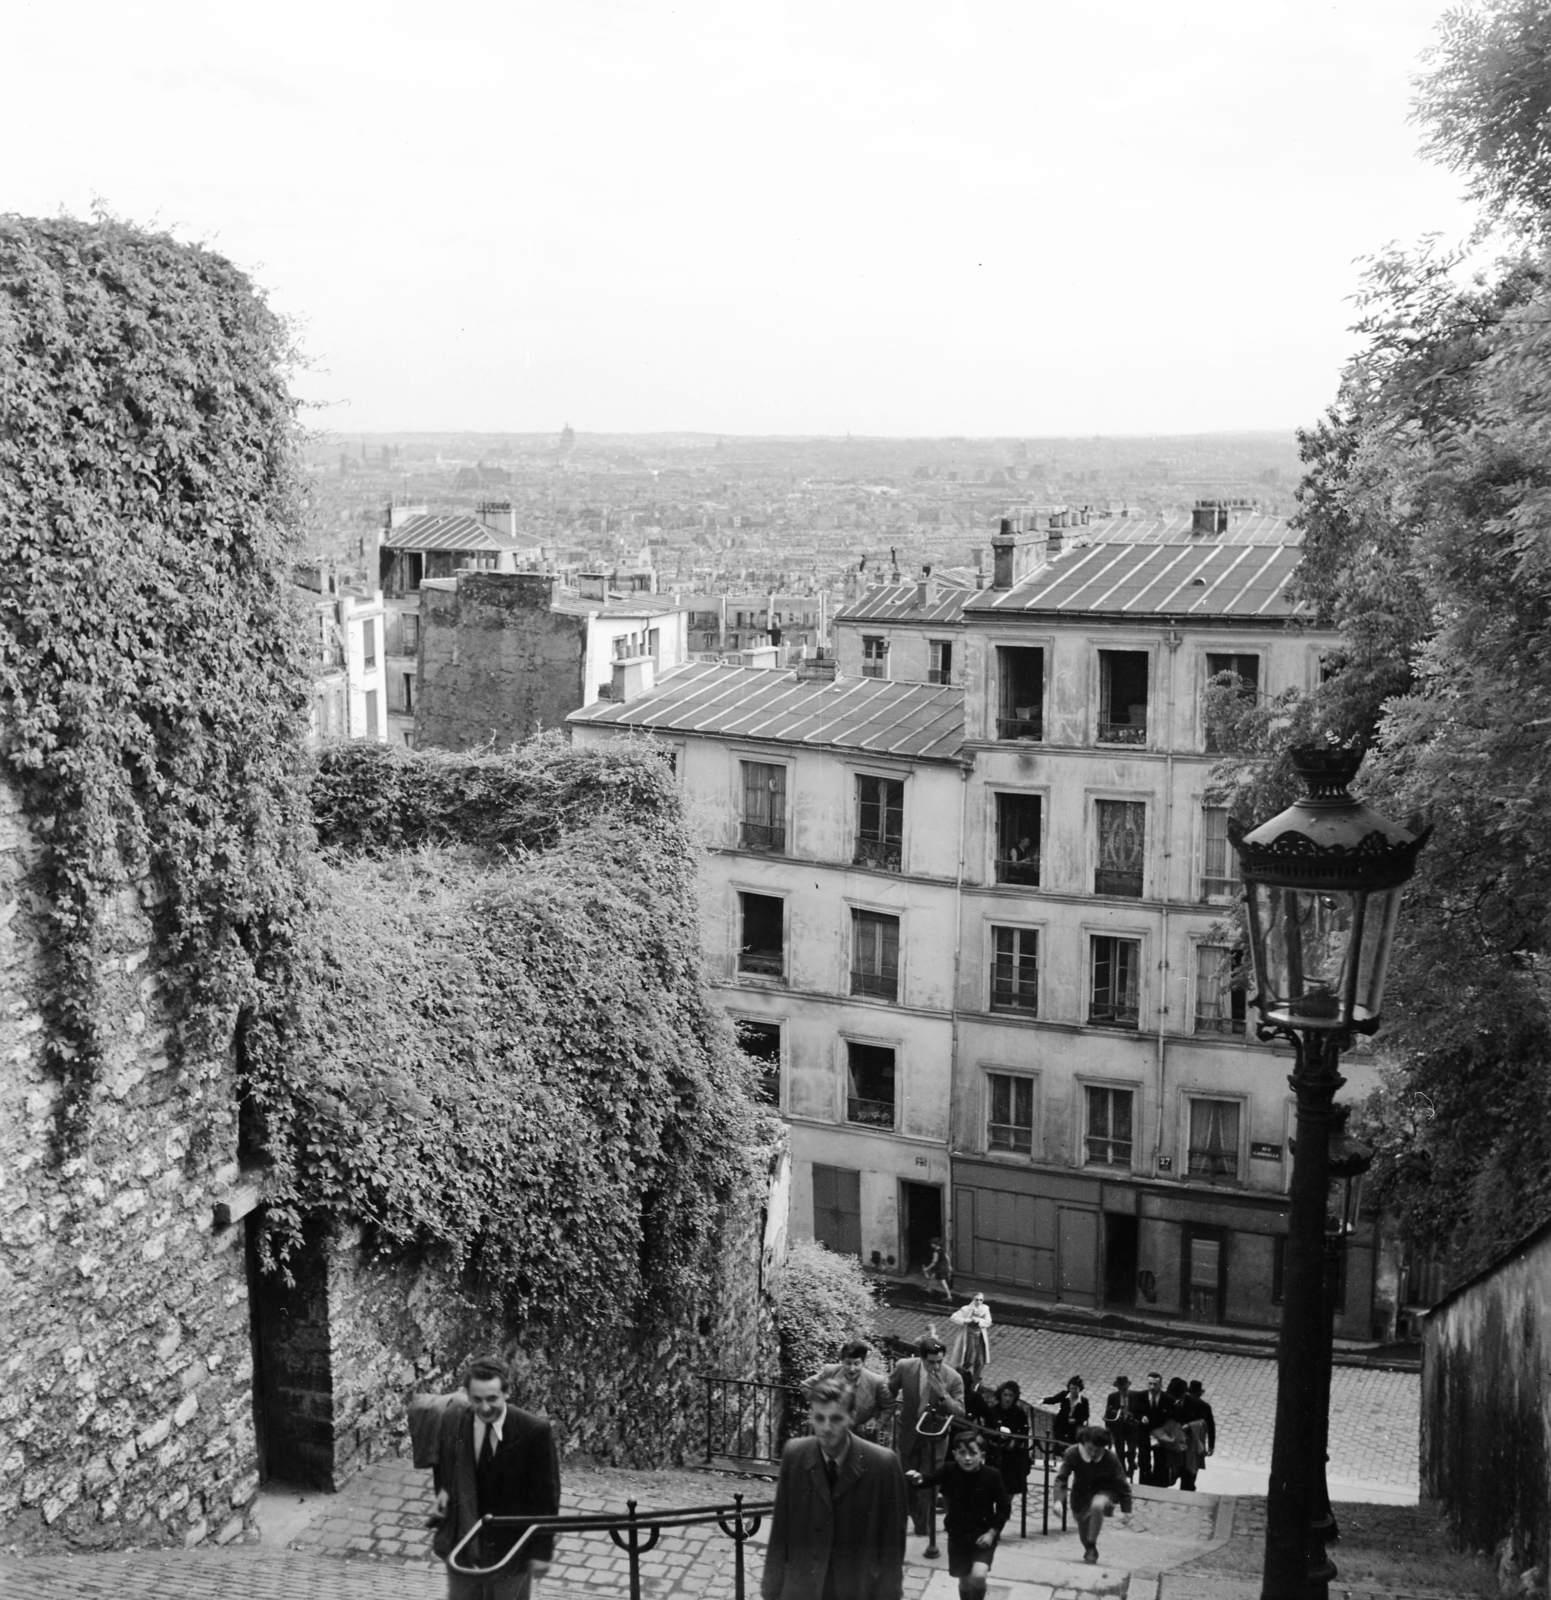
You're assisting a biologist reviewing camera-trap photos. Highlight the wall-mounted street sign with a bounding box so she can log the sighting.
[1250,1142,1284,1161]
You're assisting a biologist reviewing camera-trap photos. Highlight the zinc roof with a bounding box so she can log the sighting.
[383,514,529,553]
[1083,511,1297,545]
[568,662,964,762]
[834,583,973,627]
[965,540,1306,620]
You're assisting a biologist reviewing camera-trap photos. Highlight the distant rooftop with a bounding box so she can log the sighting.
[382,513,530,553]
[568,662,964,762]
[834,583,974,627]
[551,591,687,618]
[966,540,1307,621]
[1082,510,1296,545]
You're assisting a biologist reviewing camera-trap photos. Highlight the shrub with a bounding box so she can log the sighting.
[772,1239,880,1386]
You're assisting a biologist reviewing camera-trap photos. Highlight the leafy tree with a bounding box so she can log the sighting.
[771,1239,880,1388]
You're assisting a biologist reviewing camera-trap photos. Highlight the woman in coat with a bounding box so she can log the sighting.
[1041,1376,1090,1446]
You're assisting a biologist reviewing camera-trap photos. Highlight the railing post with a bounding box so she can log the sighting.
[705,1376,714,1465]
[1042,1442,1051,1536]
[925,1482,939,1560]
[627,1499,642,1600]
[733,1492,746,1600]
[1020,1482,1027,1539]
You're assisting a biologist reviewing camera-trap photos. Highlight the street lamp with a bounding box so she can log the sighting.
[1230,747,1428,1600]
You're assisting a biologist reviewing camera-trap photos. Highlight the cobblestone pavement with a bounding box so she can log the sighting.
[0,1456,1218,1600]
[873,1301,1420,1495]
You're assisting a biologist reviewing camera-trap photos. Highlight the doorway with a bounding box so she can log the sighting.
[900,1181,944,1278]
[1183,1226,1227,1324]
[1104,1213,1139,1307]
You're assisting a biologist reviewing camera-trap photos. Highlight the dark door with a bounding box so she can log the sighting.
[813,1164,862,1258]
[900,1181,943,1276]
[1104,1213,1139,1307]
[1057,1208,1099,1306]
[1183,1227,1227,1324]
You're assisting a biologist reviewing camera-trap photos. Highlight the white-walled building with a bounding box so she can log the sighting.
[296,568,388,744]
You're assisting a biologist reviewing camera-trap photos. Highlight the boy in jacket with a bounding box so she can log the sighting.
[1053,1424,1132,1565]
[905,1426,1011,1600]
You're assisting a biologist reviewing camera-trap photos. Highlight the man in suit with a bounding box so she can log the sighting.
[1101,1376,1139,1479]
[432,1356,561,1600]
[806,1341,897,1440]
[888,1335,966,1535]
[762,1375,908,1600]
[1132,1371,1168,1486]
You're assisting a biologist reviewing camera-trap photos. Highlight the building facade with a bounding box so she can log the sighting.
[571,507,1392,1340]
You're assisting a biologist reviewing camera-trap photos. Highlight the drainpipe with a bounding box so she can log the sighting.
[1154,627,1183,1180]
[943,761,971,1270]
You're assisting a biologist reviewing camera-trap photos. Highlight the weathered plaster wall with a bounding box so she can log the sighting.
[415,574,587,750]
[1422,1224,1551,1572]
[0,779,259,1549]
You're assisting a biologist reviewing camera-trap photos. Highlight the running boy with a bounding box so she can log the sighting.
[1053,1424,1132,1565]
[905,1426,1011,1600]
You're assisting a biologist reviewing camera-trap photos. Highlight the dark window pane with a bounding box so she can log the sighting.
[1090,936,1140,1027]
[997,647,1044,739]
[995,794,1042,885]
[851,911,900,1000]
[738,893,784,977]
[1095,801,1145,898]
[1098,650,1148,744]
[855,776,904,871]
[990,925,1038,1012]
[741,762,787,852]
[847,1042,896,1127]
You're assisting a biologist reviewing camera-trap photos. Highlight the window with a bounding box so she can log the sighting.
[995,794,1042,885]
[846,1042,896,1127]
[1188,1098,1241,1182]
[851,910,900,1000]
[1204,653,1260,752]
[862,635,888,678]
[365,688,379,739]
[1200,805,1238,900]
[1097,650,1148,744]
[990,927,1038,1013]
[987,1073,1034,1154]
[401,613,420,652]
[402,672,415,714]
[1095,800,1145,898]
[741,762,787,852]
[362,618,378,670]
[736,1019,782,1107]
[1090,935,1140,1027]
[929,639,954,686]
[854,776,904,872]
[813,1164,862,1257]
[997,647,1044,740]
[1195,945,1247,1035]
[738,892,785,977]
[1085,1086,1134,1167]
[647,627,660,659]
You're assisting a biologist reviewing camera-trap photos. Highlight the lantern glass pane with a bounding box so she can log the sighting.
[1246,882,1405,1031]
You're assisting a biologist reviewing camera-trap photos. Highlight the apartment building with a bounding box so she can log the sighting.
[294,566,388,743]
[569,505,1392,1340]
[569,664,965,1275]
[833,574,972,685]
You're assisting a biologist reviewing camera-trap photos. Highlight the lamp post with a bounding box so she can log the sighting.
[1229,747,1428,1600]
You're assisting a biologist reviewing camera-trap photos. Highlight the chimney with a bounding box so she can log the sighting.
[970,547,984,588]
[991,518,1016,590]
[1192,500,1229,537]
[611,655,656,702]
[917,564,937,609]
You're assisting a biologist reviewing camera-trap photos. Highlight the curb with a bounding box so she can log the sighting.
[879,1289,1422,1374]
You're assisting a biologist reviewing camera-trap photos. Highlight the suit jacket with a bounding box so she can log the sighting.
[433,1403,561,1568]
[1102,1389,1138,1432]
[808,1365,895,1429]
[1134,1388,1170,1433]
[761,1434,907,1600]
[887,1359,965,1474]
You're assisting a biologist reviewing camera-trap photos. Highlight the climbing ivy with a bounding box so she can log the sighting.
[251,736,773,1334]
[0,215,312,1147]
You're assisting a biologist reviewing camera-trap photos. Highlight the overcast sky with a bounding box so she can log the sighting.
[6,0,1478,437]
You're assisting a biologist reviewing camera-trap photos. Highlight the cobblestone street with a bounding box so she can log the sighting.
[872,1300,1421,1497]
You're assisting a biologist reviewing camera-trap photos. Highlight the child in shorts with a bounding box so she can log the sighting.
[905,1426,1011,1600]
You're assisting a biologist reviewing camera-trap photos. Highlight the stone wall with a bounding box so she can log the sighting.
[0,778,259,1550]
[415,573,589,751]
[1422,1218,1551,1576]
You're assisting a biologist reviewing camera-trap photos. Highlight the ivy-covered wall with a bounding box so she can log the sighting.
[0,215,779,1548]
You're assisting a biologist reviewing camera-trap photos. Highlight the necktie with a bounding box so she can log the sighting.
[479,1423,495,1468]
[824,1455,837,1492]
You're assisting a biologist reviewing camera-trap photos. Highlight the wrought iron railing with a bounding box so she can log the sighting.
[995,855,1041,886]
[996,715,1043,741]
[846,1096,895,1128]
[850,968,898,1001]
[737,949,783,978]
[853,841,903,872]
[1094,868,1143,898]
[741,821,786,853]
[1097,719,1147,744]
[448,1496,774,1600]
[703,1374,809,1465]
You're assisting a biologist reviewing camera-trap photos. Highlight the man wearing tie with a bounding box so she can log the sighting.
[432,1356,561,1600]
[1102,1375,1138,1479]
[762,1377,908,1600]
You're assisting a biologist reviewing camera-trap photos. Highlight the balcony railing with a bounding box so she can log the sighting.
[850,969,898,1001]
[1097,718,1147,744]
[1095,869,1143,898]
[846,1096,895,1128]
[737,950,783,978]
[989,1125,1034,1154]
[1089,1001,1139,1029]
[996,715,1043,741]
[991,980,1038,1013]
[740,821,786,853]
[995,855,1041,887]
[1188,1149,1239,1182]
[1085,1138,1133,1166]
[1199,875,1238,901]
[928,669,952,686]
[853,841,902,873]
[1194,1013,1246,1036]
